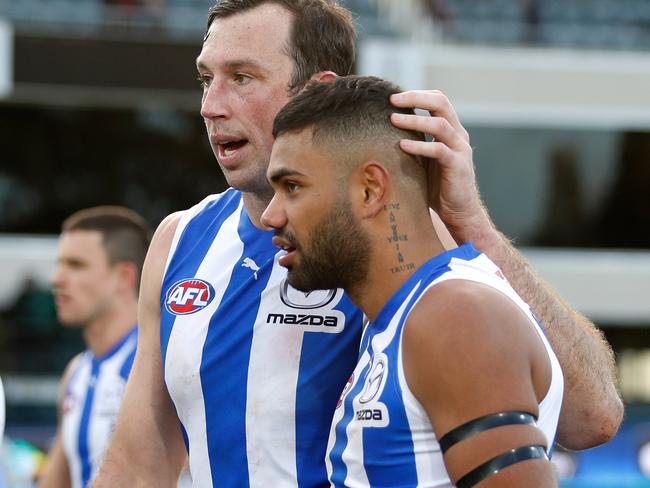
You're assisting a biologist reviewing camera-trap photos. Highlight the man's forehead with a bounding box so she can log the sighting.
[60,230,104,250]
[58,230,107,260]
[198,11,292,70]
[201,5,292,50]
[269,129,330,176]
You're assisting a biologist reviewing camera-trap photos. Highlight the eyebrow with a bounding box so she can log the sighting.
[196,57,271,73]
[268,167,305,183]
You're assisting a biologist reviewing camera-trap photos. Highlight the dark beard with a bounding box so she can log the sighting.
[284,197,371,293]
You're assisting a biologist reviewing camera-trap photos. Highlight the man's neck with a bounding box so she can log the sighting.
[242,189,274,229]
[350,215,445,322]
[83,299,138,357]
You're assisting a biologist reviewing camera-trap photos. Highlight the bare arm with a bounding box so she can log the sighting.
[39,436,70,488]
[93,213,187,487]
[457,219,621,449]
[391,90,623,449]
[404,281,557,487]
[39,356,80,488]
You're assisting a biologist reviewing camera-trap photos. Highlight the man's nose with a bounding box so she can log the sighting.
[260,195,286,231]
[200,80,232,120]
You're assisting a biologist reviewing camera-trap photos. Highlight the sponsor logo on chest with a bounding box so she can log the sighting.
[265,279,345,333]
[354,354,391,427]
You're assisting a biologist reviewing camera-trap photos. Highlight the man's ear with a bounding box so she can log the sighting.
[115,261,139,292]
[352,161,390,219]
[310,71,337,83]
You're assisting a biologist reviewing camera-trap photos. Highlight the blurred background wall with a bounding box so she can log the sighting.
[0,0,649,485]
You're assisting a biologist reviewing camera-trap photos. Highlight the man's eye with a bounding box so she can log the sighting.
[234,73,252,85]
[286,182,299,193]
[197,75,212,88]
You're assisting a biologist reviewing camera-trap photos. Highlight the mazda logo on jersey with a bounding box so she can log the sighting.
[356,355,390,428]
[165,278,215,315]
[359,357,387,404]
[279,279,337,309]
[268,279,345,333]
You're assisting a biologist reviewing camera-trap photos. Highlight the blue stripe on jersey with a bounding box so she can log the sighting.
[329,244,481,486]
[363,283,429,487]
[78,361,99,487]
[202,207,276,487]
[160,190,241,370]
[117,327,138,380]
[98,326,137,362]
[181,423,190,453]
[77,326,137,487]
[295,293,363,487]
[363,250,479,486]
[119,348,136,381]
[329,327,375,487]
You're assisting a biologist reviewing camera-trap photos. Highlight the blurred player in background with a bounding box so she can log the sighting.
[39,206,150,488]
[96,1,621,485]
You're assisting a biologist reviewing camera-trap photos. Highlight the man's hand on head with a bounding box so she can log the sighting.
[390,90,493,246]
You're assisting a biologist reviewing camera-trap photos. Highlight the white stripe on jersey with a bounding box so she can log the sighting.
[164,197,245,485]
[62,329,137,488]
[245,254,301,487]
[164,194,221,272]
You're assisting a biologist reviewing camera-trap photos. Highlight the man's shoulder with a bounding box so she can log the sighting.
[149,190,236,257]
[405,279,533,362]
[185,189,241,220]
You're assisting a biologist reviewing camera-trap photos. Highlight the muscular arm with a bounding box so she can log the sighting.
[460,220,621,449]
[391,90,623,449]
[39,356,80,488]
[403,280,558,487]
[93,213,187,487]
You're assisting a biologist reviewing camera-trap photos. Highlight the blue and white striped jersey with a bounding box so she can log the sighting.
[61,326,137,488]
[160,189,364,487]
[326,244,564,487]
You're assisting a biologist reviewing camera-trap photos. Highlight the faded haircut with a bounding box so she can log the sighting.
[62,206,152,289]
[273,75,428,194]
[207,0,356,93]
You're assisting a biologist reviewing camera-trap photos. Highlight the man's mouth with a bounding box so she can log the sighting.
[272,235,296,253]
[272,235,298,268]
[218,139,248,158]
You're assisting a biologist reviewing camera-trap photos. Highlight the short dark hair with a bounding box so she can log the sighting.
[273,75,424,146]
[207,0,356,92]
[273,75,428,199]
[62,206,152,288]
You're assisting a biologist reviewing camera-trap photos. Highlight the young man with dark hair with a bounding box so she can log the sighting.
[262,75,562,487]
[96,1,620,486]
[39,206,151,488]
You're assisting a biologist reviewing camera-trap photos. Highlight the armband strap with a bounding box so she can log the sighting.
[439,411,537,453]
[456,444,548,488]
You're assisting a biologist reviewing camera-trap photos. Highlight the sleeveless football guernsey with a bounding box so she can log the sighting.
[160,189,364,487]
[327,244,563,487]
[62,326,137,488]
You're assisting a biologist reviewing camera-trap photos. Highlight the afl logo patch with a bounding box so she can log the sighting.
[165,279,215,315]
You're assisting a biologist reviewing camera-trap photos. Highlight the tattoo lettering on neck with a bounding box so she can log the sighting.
[384,202,414,274]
